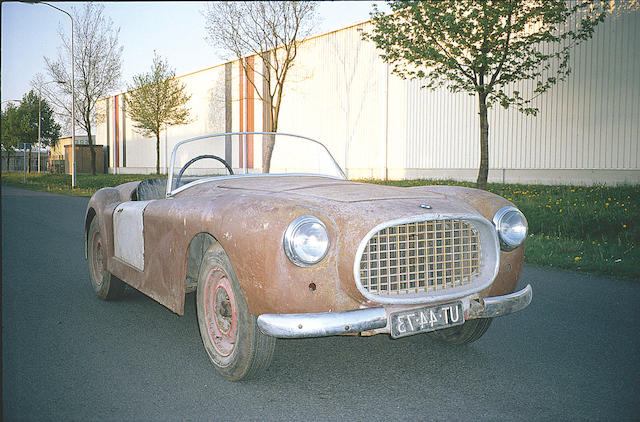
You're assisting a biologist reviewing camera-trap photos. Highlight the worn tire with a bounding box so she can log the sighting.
[88,218,126,300]
[428,318,493,345]
[196,243,276,381]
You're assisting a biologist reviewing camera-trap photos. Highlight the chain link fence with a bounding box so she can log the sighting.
[1,151,50,173]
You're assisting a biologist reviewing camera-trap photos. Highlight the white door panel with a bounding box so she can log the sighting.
[113,201,153,271]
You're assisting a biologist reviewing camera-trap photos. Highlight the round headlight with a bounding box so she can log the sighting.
[493,206,528,251]
[283,215,330,267]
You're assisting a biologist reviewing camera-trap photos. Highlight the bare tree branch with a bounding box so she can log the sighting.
[42,3,123,174]
[202,1,317,172]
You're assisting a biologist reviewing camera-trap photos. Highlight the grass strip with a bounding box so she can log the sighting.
[2,172,637,280]
[1,172,165,197]
[365,178,638,281]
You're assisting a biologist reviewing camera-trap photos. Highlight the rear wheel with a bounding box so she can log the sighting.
[428,318,493,345]
[88,218,125,300]
[196,243,275,381]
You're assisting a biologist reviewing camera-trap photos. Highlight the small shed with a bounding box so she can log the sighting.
[64,144,105,174]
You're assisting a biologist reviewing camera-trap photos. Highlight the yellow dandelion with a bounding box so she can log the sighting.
[574,256,581,261]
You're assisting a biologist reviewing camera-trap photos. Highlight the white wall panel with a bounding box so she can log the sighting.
[277,22,389,178]
[94,11,639,184]
[398,11,639,175]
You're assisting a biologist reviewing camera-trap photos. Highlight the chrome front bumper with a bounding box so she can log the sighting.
[257,284,532,339]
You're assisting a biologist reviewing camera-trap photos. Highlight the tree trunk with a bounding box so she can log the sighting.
[156,133,161,175]
[476,93,489,190]
[88,126,97,176]
[262,116,277,174]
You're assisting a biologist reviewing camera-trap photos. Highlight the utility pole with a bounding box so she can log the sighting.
[25,1,76,187]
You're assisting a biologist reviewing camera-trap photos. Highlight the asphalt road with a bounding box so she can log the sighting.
[2,186,639,421]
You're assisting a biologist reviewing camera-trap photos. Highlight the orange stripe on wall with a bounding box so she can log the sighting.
[114,95,120,167]
[246,56,254,169]
[238,61,244,166]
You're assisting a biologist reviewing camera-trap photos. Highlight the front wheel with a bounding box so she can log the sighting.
[428,318,493,345]
[88,218,125,300]
[196,243,275,381]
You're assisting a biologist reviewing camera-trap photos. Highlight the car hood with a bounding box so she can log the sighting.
[208,175,443,203]
[176,175,483,219]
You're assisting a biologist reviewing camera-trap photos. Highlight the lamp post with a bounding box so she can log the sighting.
[23,1,76,187]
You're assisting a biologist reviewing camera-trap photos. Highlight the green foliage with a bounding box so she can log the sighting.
[366,0,605,114]
[1,91,61,153]
[125,52,191,174]
[1,103,21,154]
[126,52,191,139]
[365,0,606,189]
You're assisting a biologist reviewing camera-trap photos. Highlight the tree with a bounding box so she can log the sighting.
[43,3,123,175]
[366,0,605,189]
[18,90,61,172]
[1,92,61,173]
[125,53,192,174]
[1,103,21,173]
[203,1,317,172]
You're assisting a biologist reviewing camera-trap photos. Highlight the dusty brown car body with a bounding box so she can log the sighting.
[85,175,523,319]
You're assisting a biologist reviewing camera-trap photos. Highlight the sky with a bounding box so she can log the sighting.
[1,1,388,105]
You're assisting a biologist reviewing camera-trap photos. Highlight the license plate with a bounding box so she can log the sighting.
[390,302,464,338]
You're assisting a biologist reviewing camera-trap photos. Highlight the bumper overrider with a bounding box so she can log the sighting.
[257,284,532,338]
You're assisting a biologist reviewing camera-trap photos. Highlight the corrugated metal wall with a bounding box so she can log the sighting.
[278,14,640,183]
[277,22,389,178]
[96,11,640,184]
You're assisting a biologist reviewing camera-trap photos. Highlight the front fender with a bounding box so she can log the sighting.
[84,182,139,259]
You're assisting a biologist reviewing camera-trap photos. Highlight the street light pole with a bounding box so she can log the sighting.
[38,93,41,172]
[28,2,76,187]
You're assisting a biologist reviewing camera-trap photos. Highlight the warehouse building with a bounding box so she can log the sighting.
[95,12,640,185]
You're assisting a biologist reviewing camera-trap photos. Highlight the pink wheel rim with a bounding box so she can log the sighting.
[91,231,104,288]
[203,267,238,357]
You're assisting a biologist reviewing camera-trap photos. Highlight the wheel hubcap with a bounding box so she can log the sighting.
[204,268,238,357]
[92,233,104,287]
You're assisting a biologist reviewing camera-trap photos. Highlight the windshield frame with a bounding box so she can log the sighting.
[166,132,347,197]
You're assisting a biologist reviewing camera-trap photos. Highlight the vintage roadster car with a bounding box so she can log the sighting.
[85,132,531,381]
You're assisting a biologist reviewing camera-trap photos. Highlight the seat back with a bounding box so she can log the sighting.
[135,178,167,201]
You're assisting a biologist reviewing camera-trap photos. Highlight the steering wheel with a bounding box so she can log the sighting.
[176,154,234,187]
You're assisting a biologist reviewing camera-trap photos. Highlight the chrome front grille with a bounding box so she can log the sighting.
[358,220,481,297]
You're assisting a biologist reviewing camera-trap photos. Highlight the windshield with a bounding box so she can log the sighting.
[167,132,346,196]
